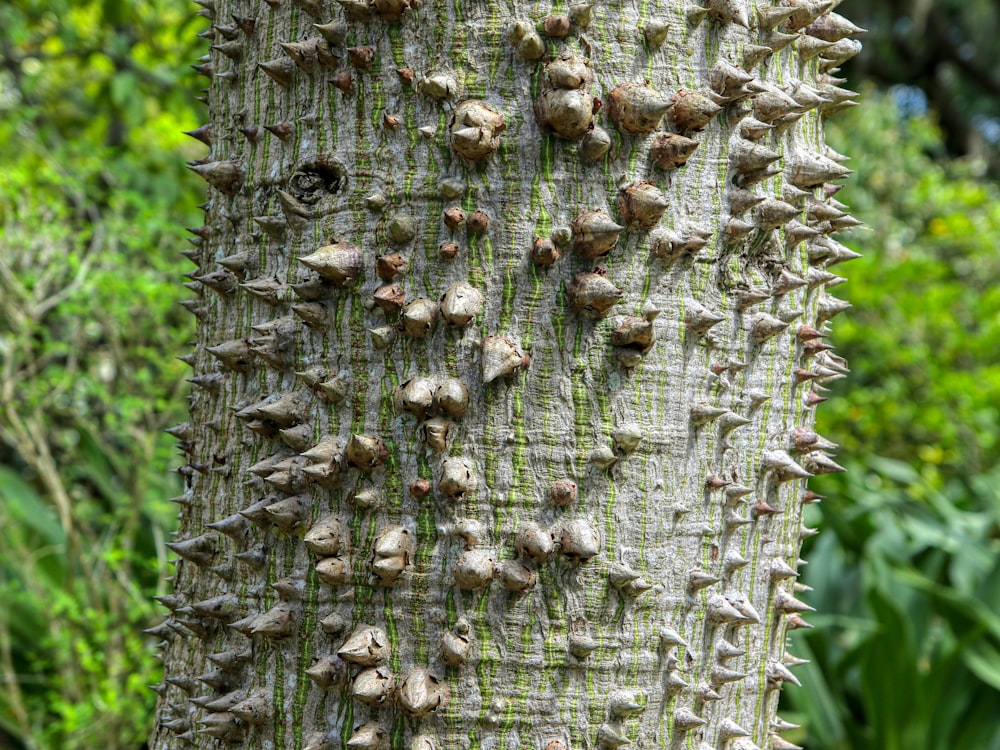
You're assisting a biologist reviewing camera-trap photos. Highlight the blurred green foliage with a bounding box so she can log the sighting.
[787,460,1000,750]
[0,0,203,747]
[840,0,1000,167]
[780,91,1000,750]
[817,91,1000,476]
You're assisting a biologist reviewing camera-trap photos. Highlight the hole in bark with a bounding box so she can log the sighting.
[288,155,347,205]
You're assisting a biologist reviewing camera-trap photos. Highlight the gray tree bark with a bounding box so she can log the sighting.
[151,1,861,749]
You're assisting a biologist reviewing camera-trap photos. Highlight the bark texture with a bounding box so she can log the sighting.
[153,1,861,749]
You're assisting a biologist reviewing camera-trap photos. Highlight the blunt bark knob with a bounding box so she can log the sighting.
[439,457,477,498]
[376,252,408,280]
[435,377,470,418]
[373,284,405,313]
[559,519,601,563]
[515,522,555,563]
[612,312,657,353]
[373,0,412,21]
[418,71,461,101]
[450,100,505,161]
[346,434,389,470]
[515,31,545,60]
[320,612,349,635]
[453,518,487,548]
[396,669,449,716]
[339,625,390,665]
[549,479,578,506]
[541,13,571,36]
[372,525,412,583]
[315,556,351,586]
[303,515,344,557]
[531,236,560,266]
[388,214,417,244]
[644,20,670,47]
[543,51,594,89]
[421,416,450,453]
[399,297,439,337]
[535,88,598,139]
[440,282,484,326]
[352,666,395,706]
[441,624,472,665]
[497,559,537,592]
[442,206,466,229]
[453,549,495,589]
[612,424,643,453]
[395,376,437,418]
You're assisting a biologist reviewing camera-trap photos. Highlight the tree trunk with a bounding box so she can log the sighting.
[152,1,861,749]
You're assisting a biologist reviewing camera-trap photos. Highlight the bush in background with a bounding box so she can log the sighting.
[781,90,1000,750]
[816,88,1000,476]
[0,1,201,746]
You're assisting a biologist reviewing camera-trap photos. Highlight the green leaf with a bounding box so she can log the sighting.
[0,466,64,545]
[963,641,1000,692]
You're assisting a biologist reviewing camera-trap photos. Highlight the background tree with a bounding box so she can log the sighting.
[149,1,861,749]
[837,0,1000,169]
